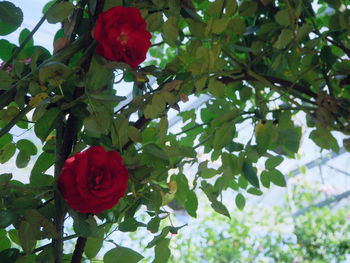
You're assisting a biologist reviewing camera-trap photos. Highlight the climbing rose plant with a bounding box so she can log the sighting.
[0,0,349,262]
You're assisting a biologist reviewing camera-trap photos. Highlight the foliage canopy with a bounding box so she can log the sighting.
[0,0,349,262]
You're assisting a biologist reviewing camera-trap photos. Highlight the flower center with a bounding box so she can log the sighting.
[94,174,103,185]
[118,32,128,44]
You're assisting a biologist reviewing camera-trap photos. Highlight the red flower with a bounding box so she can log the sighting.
[94,6,152,69]
[58,146,129,214]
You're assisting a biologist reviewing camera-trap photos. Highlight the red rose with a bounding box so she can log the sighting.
[58,146,129,214]
[94,6,152,69]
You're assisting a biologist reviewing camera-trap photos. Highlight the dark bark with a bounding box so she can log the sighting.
[71,237,87,263]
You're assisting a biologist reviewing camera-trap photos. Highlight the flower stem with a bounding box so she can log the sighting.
[54,115,65,263]
[71,236,87,263]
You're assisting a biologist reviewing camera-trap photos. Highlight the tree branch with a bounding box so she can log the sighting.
[219,74,317,99]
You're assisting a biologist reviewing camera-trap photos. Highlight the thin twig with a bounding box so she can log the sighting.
[0,105,32,139]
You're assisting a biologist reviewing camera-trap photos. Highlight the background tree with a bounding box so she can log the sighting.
[0,0,349,262]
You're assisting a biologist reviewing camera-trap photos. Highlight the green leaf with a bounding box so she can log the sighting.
[104,247,143,263]
[255,121,271,155]
[103,0,123,11]
[0,173,12,187]
[42,1,55,14]
[238,175,248,189]
[146,12,163,32]
[208,77,225,97]
[309,129,339,153]
[86,56,114,92]
[242,161,259,188]
[85,229,104,259]
[16,139,37,155]
[88,93,126,103]
[16,151,30,168]
[228,17,246,34]
[147,226,171,248]
[0,234,10,251]
[260,170,270,188]
[111,116,128,148]
[278,128,301,155]
[158,116,168,144]
[0,248,20,263]
[147,216,161,234]
[247,187,263,196]
[235,193,245,210]
[163,16,178,45]
[212,18,230,34]
[30,152,55,182]
[238,1,258,17]
[19,221,36,254]
[194,75,207,93]
[213,122,235,150]
[211,199,231,218]
[34,107,60,141]
[185,190,198,218]
[36,246,55,263]
[174,173,189,205]
[47,2,74,24]
[8,229,20,246]
[72,214,98,238]
[211,109,239,127]
[24,210,57,239]
[275,28,293,49]
[0,69,14,90]
[153,238,171,263]
[201,168,217,179]
[152,0,165,8]
[127,126,142,143]
[84,106,112,135]
[0,143,16,164]
[150,190,162,213]
[207,0,224,16]
[143,144,168,161]
[0,210,16,228]
[269,169,286,187]
[274,9,290,26]
[186,19,206,38]
[265,156,283,170]
[19,28,33,47]
[0,1,23,35]
[296,23,313,38]
[0,39,15,61]
[225,0,237,16]
[38,61,71,86]
[118,218,146,232]
[344,138,350,152]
